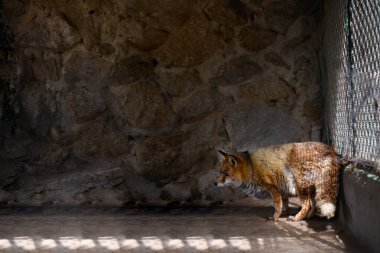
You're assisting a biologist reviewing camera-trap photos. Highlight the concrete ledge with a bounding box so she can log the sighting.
[338,168,380,253]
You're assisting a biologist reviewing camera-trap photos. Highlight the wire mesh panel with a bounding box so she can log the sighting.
[322,0,380,169]
[322,0,351,156]
[350,1,380,164]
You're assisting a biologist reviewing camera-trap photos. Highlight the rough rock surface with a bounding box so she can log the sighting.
[210,55,263,86]
[0,0,322,205]
[238,25,277,51]
[264,0,313,34]
[154,14,223,67]
[204,0,251,27]
[109,82,176,132]
[16,13,81,52]
[224,103,304,151]
[241,76,294,102]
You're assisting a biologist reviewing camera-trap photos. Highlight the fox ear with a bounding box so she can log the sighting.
[217,149,227,161]
[217,149,237,166]
[218,149,229,157]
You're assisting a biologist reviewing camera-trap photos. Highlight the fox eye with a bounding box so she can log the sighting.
[229,156,237,167]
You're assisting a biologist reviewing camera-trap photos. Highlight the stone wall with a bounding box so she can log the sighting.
[0,0,322,206]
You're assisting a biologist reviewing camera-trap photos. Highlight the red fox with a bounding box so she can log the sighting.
[215,142,339,222]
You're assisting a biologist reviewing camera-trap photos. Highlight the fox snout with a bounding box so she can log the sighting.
[214,182,225,187]
[214,173,226,187]
[214,181,225,187]
[214,179,222,186]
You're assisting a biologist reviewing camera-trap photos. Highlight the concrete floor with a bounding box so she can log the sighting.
[0,199,360,252]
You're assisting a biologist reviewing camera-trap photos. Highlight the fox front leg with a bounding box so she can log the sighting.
[267,187,283,222]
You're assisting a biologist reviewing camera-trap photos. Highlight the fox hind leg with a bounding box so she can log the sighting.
[282,194,289,215]
[287,190,311,222]
[306,198,316,219]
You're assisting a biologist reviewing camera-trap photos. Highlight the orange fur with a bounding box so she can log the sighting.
[215,142,339,222]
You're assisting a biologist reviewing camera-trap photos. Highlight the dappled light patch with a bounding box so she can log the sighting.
[13,237,36,251]
[229,236,252,251]
[0,239,11,250]
[0,233,348,252]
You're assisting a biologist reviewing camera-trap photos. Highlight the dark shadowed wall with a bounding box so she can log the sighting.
[338,168,380,253]
[0,0,322,206]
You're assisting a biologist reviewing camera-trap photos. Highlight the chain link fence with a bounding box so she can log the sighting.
[322,0,380,170]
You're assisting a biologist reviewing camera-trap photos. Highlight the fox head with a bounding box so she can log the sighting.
[214,149,249,188]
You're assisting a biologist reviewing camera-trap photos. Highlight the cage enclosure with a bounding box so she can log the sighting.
[0,0,379,252]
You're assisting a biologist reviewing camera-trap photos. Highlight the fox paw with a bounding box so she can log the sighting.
[266,216,279,222]
[286,216,306,224]
[287,216,297,222]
